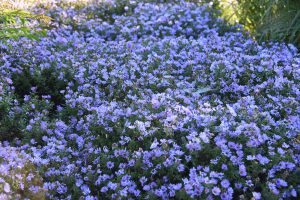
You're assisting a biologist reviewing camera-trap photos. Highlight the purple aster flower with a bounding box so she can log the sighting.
[256,154,270,165]
[108,182,118,190]
[235,183,242,189]
[252,192,261,199]
[134,189,140,197]
[276,179,288,187]
[221,164,228,171]
[3,183,10,193]
[101,187,108,193]
[291,189,297,197]
[106,161,114,169]
[139,177,147,186]
[81,184,90,195]
[212,186,221,196]
[143,185,151,191]
[221,179,230,188]
[177,164,185,172]
[268,183,280,195]
[239,165,247,176]
[119,188,128,197]
[26,125,33,131]
[171,183,182,190]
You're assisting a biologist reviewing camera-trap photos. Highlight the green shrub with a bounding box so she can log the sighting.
[219,0,300,48]
[11,66,70,111]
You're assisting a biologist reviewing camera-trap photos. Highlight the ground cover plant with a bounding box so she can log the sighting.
[0,0,300,199]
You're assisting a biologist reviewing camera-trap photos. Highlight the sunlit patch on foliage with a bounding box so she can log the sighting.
[0,145,45,199]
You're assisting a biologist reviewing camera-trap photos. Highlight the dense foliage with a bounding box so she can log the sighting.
[0,0,299,199]
[218,0,300,49]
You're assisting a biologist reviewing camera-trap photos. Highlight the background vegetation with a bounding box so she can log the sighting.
[0,0,50,40]
[217,0,300,48]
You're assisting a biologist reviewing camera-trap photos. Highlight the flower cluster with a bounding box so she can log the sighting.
[0,143,45,199]
[0,0,299,199]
